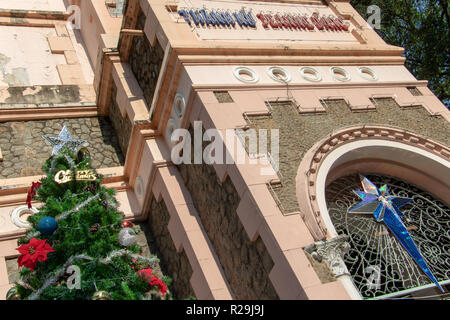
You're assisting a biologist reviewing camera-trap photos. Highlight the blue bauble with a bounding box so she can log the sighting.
[37,217,57,235]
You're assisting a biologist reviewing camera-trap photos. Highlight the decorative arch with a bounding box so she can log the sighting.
[296,125,450,241]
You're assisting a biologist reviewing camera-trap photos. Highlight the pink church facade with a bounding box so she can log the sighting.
[0,0,448,300]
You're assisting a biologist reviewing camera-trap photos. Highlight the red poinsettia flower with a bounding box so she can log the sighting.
[137,268,167,296]
[149,276,167,297]
[26,181,41,209]
[137,268,153,281]
[16,238,54,271]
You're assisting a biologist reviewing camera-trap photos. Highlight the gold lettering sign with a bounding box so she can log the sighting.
[54,170,97,184]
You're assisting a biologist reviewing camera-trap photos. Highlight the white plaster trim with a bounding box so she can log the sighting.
[267,66,291,83]
[316,140,450,238]
[173,93,186,119]
[11,205,38,229]
[233,66,259,84]
[314,139,450,300]
[358,67,378,81]
[299,67,322,82]
[330,66,351,82]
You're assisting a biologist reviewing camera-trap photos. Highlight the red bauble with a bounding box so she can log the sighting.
[121,220,134,228]
[16,238,54,271]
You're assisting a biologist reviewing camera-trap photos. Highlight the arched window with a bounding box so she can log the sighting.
[326,173,449,299]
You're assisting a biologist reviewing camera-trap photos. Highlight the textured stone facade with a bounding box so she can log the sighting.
[108,82,132,156]
[177,130,279,299]
[0,117,124,180]
[146,197,196,299]
[128,9,164,109]
[247,98,450,215]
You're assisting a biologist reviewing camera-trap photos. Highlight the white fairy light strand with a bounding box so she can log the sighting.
[99,249,159,266]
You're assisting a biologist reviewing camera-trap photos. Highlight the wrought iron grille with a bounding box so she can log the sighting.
[326,174,449,299]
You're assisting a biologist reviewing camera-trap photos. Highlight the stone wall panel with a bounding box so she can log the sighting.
[128,9,164,109]
[146,197,196,300]
[177,128,279,299]
[0,116,124,180]
[108,81,132,156]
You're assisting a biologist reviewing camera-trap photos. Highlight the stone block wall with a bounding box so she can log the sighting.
[0,117,124,180]
[247,98,450,216]
[128,9,164,109]
[108,81,132,156]
[177,128,279,299]
[146,197,196,299]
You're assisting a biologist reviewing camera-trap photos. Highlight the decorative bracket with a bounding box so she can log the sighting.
[304,234,351,278]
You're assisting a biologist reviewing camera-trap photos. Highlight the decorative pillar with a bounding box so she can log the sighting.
[304,234,351,277]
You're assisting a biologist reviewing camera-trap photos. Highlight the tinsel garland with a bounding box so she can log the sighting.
[23,149,148,299]
[26,250,159,300]
[28,254,80,300]
[49,156,59,175]
[48,153,75,175]
[55,193,100,221]
[25,193,102,241]
[63,154,76,171]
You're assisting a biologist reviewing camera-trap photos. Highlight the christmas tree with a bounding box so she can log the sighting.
[7,127,170,300]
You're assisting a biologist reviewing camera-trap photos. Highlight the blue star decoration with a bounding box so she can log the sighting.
[349,176,445,293]
[42,125,87,156]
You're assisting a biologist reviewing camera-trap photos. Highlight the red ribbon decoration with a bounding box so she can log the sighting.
[26,181,42,209]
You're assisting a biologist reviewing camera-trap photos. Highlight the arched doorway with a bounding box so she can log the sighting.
[326,173,449,299]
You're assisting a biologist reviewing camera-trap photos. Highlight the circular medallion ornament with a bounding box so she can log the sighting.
[358,67,378,81]
[330,66,351,82]
[267,66,291,83]
[173,93,186,119]
[233,66,259,83]
[6,287,21,300]
[37,216,58,236]
[118,227,137,247]
[91,290,111,300]
[11,206,38,229]
[299,67,322,82]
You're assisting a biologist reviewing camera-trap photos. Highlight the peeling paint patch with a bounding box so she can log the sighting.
[0,26,62,86]
[0,53,28,86]
[22,86,41,96]
[3,67,30,86]
[0,85,82,106]
[0,0,66,12]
